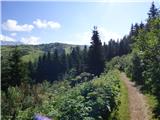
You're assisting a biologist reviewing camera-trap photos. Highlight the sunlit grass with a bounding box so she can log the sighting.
[117,76,130,120]
[21,50,43,63]
[145,94,159,120]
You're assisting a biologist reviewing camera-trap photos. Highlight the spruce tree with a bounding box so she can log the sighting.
[28,61,35,85]
[36,56,43,83]
[88,26,105,76]
[131,53,144,85]
[8,46,24,87]
[148,2,159,20]
[1,56,11,91]
[53,49,60,81]
[60,50,68,73]
[81,45,88,72]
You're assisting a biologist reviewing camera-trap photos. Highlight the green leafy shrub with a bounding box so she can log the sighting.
[70,72,94,87]
[2,70,120,120]
[52,70,121,120]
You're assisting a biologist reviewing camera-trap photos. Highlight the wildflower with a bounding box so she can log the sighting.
[34,114,52,120]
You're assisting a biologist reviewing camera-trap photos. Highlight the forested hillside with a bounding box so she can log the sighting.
[1,2,160,120]
[1,43,84,62]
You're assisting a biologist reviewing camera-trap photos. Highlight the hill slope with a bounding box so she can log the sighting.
[1,42,85,62]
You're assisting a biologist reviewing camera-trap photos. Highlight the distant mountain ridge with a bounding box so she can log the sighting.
[0,41,24,46]
[1,42,86,63]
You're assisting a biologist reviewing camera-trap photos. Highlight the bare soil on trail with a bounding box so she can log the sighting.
[120,73,151,120]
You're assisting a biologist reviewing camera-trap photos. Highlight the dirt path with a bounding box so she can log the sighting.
[120,73,151,120]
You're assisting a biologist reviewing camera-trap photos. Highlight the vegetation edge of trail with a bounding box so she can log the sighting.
[144,93,159,120]
[117,72,130,120]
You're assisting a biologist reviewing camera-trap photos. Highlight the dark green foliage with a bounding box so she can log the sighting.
[105,55,131,73]
[1,2,160,120]
[88,26,105,76]
[35,50,60,82]
[81,45,88,72]
[1,46,28,91]
[35,46,89,83]
[130,53,144,84]
[123,3,160,118]
[27,61,36,85]
[8,47,22,86]
[106,39,118,60]
[55,70,120,120]
[1,84,42,120]
[131,2,160,95]
[60,51,69,73]
[69,47,82,74]
[103,36,132,61]
[148,2,159,20]
[1,70,120,120]
[104,3,160,118]
[70,72,94,87]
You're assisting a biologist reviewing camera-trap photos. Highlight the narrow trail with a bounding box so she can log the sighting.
[120,73,151,120]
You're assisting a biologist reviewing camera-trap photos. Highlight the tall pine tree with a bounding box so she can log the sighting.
[148,2,159,20]
[1,46,26,90]
[88,26,105,76]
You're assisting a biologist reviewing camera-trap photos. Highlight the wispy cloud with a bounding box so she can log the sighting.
[71,27,122,45]
[33,19,61,29]
[0,34,16,41]
[2,19,34,32]
[98,27,122,43]
[72,31,92,45]
[10,33,17,37]
[20,36,40,45]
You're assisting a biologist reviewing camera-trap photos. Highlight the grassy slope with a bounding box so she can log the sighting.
[1,43,83,63]
[1,45,43,63]
[21,50,43,63]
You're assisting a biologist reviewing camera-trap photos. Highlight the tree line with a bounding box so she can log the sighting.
[2,2,157,91]
[2,21,137,90]
[129,2,160,97]
[1,2,160,119]
[105,2,160,118]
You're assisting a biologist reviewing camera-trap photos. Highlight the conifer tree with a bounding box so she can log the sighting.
[148,2,159,20]
[53,49,60,81]
[60,51,68,73]
[5,46,25,87]
[88,26,105,76]
[81,45,88,72]
[36,56,43,83]
[28,61,36,85]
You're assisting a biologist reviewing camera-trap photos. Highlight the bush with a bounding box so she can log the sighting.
[2,70,120,120]
[54,70,120,120]
[70,72,94,87]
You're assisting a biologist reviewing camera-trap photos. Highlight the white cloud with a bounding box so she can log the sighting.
[71,32,92,45]
[33,19,61,29]
[71,27,122,45]
[2,19,34,32]
[20,36,40,45]
[10,33,17,37]
[98,27,122,44]
[0,34,16,41]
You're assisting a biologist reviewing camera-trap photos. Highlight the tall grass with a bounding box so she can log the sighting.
[116,73,130,120]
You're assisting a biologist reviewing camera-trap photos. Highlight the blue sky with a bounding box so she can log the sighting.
[1,1,160,45]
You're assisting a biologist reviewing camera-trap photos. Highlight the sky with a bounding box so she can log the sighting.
[1,0,160,45]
